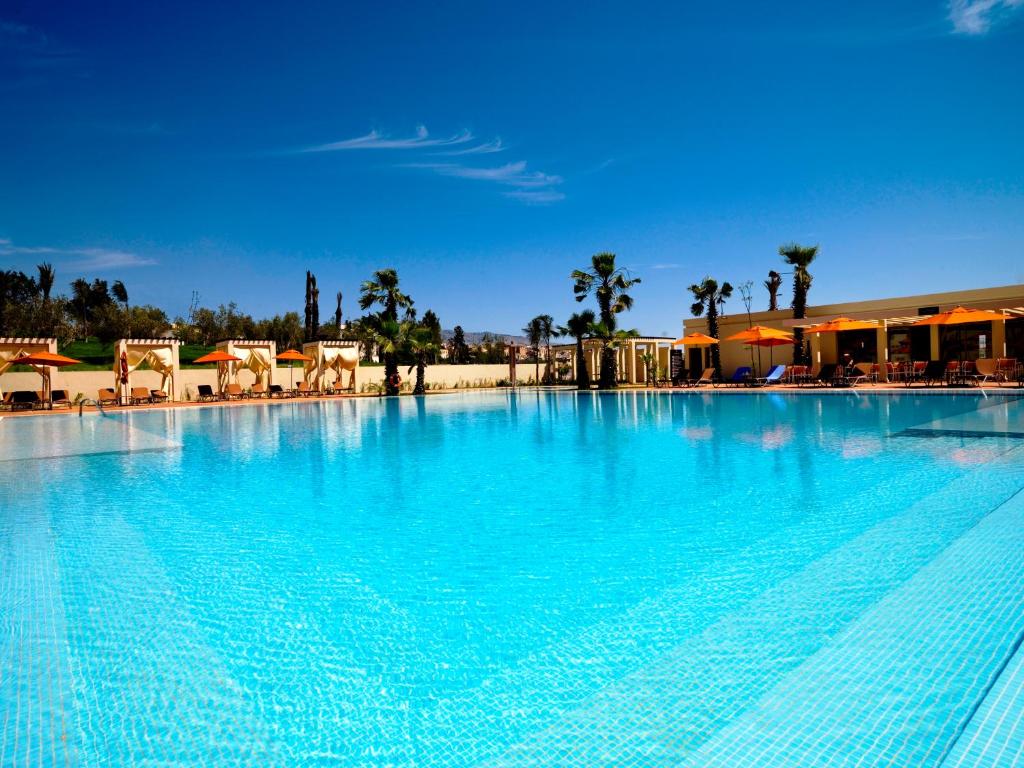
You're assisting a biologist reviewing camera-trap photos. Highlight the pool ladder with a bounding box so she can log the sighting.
[78,398,108,417]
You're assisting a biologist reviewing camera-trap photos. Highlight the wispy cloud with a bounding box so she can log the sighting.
[650,263,682,270]
[404,160,565,204]
[435,138,505,156]
[0,239,156,270]
[948,0,1024,34]
[0,18,84,82]
[300,125,473,153]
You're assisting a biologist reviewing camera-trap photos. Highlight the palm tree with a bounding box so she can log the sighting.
[37,263,55,303]
[689,277,733,379]
[559,309,596,390]
[536,314,557,383]
[112,279,129,336]
[779,243,819,365]
[360,269,414,395]
[523,316,543,384]
[571,252,641,389]
[406,326,439,395]
[370,316,408,395]
[764,270,782,312]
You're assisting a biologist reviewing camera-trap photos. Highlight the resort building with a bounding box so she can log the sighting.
[682,284,1024,379]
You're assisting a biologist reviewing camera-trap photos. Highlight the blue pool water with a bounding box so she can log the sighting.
[2,391,1024,767]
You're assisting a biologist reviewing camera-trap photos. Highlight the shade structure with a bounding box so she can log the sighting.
[12,351,81,407]
[725,325,793,344]
[192,350,243,364]
[671,332,719,346]
[804,317,879,334]
[276,349,313,389]
[910,306,1006,327]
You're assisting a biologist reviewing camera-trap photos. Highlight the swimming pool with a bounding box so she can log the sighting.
[3,391,1024,767]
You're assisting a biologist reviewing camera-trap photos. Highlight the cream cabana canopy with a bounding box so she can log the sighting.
[216,339,277,390]
[302,341,359,392]
[0,337,57,398]
[114,339,181,401]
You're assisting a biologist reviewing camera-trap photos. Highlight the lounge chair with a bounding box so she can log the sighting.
[50,389,72,408]
[130,386,152,405]
[753,364,786,387]
[295,381,314,397]
[686,367,717,387]
[996,358,1018,385]
[98,388,119,405]
[912,360,948,387]
[724,366,753,387]
[813,363,839,387]
[0,392,12,411]
[971,358,999,386]
[150,390,168,403]
[224,383,246,400]
[10,390,41,410]
[841,363,872,386]
[196,384,218,402]
[251,382,267,398]
[269,384,290,398]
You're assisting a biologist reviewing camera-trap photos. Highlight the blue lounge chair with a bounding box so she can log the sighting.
[754,364,786,386]
[724,366,753,387]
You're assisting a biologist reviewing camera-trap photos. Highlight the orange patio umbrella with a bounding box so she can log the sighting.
[671,332,719,346]
[12,351,82,407]
[804,317,879,334]
[276,349,314,389]
[726,326,793,374]
[911,306,1007,376]
[192,350,243,396]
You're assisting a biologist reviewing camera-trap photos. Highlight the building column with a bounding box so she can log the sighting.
[628,341,637,384]
[810,333,822,366]
[929,326,941,361]
[875,325,889,382]
[992,320,1007,359]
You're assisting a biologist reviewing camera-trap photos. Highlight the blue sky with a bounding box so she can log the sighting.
[1,1,1022,336]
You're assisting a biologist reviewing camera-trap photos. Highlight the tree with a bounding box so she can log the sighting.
[112,280,129,336]
[559,309,596,390]
[523,316,543,384]
[764,270,783,312]
[37,263,55,303]
[406,326,439,395]
[449,325,470,364]
[536,314,557,383]
[304,271,320,342]
[335,291,343,331]
[779,243,819,365]
[70,278,113,339]
[689,276,733,379]
[421,309,443,363]
[571,252,641,389]
[369,316,408,395]
[359,268,413,395]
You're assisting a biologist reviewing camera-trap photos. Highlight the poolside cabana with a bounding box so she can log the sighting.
[114,338,181,402]
[552,337,674,385]
[0,337,57,399]
[302,341,359,392]
[216,339,277,390]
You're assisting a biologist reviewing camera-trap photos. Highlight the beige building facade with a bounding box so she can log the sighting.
[682,284,1024,379]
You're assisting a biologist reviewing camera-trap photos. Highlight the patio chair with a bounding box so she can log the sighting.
[224,383,246,400]
[788,365,808,385]
[130,387,152,405]
[98,388,119,405]
[196,384,218,402]
[680,367,715,387]
[996,358,1017,385]
[972,358,999,386]
[269,384,290,398]
[150,390,168,403]
[724,366,753,387]
[919,360,948,387]
[813,363,839,387]
[753,364,787,387]
[296,381,315,397]
[50,389,72,408]
[906,361,927,385]
[10,390,41,410]
[251,382,268,398]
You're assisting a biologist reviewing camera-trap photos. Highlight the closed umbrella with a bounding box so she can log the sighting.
[193,350,243,397]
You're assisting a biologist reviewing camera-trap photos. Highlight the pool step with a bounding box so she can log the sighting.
[450,442,1024,766]
[683,473,1024,767]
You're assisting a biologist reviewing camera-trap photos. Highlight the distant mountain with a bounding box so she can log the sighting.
[441,329,528,345]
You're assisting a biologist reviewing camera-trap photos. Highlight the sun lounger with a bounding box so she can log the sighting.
[296,382,314,397]
[10,390,41,410]
[908,360,948,387]
[813,363,839,387]
[725,366,753,387]
[753,364,786,386]
[686,367,716,387]
[224,383,246,400]
[196,384,218,401]
[150,390,168,403]
[98,388,119,405]
[130,386,152,405]
[250,382,267,398]
[269,384,290,398]
[50,389,72,408]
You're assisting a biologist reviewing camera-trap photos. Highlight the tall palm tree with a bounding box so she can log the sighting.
[559,309,596,390]
[523,316,543,384]
[360,269,414,395]
[764,270,782,312]
[571,252,641,389]
[779,243,819,365]
[536,314,557,383]
[370,317,409,395]
[406,326,439,395]
[689,277,733,379]
[37,263,55,303]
